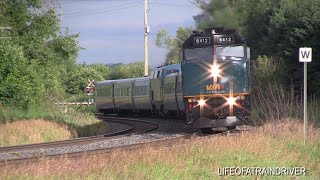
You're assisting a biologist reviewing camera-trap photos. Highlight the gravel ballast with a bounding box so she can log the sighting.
[0,117,195,161]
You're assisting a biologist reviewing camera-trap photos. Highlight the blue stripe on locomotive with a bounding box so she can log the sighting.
[182,61,249,97]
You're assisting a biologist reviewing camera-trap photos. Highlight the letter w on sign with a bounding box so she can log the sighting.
[299,48,312,62]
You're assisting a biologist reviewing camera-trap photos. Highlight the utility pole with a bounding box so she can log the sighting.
[144,0,150,76]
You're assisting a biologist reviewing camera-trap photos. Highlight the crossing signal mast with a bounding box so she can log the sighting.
[85,79,95,104]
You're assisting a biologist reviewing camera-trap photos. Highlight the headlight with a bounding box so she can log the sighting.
[198,99,205,106]
[210,64,220,78]
[227,97,236,105]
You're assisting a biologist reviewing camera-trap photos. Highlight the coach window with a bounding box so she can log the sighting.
[107,88,111,97]
[126,88,129,96]
[142,86,147,95]
[122,88,125,96]
[115,88,118,96]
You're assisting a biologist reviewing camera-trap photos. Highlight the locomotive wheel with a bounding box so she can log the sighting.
[226,126,236,130]
[200,128,215,134]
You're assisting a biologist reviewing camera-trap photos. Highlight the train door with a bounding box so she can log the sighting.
[150,69,162,112]
[176,72,185,112]
[163,73,178,114]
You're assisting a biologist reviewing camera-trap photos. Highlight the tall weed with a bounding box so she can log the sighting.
[251,81,320,127]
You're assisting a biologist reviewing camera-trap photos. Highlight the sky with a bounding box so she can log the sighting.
[59,0,202,68]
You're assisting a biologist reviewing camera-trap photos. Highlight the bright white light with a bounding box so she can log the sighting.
[211,64,220,78]
[198,99,205,106]
[227,97,236,105]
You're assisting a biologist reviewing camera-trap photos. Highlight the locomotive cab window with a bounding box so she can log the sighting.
[184,47,212,61]
[216,45,245,61]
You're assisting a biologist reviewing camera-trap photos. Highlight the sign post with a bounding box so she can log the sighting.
[299,47,312,145]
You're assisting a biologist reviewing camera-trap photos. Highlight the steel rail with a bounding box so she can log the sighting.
[0,116,158,154]
[0,126,254,166]
[0,133,192,166]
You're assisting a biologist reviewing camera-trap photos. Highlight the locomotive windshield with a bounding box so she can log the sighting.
[216,45,245,61]
[184,47,212,61]
[183,45,245,61]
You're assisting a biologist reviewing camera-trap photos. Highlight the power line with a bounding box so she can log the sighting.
[63,2,141,16]
[64,3,142,18]
[60,0,139,6]
[61,0,135,3]
[151,2,195,8]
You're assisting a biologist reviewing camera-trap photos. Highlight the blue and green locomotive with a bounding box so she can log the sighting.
[182,28,251,130]
[95,28,251,131]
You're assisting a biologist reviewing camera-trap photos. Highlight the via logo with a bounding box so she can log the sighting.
[206,84,225,91]
[299,48,312,62]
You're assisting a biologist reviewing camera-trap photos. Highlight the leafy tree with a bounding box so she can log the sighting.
[88,64,111,80]
[244,0,320,95]
[109,62,145,80]
[155,27,193,64]
[251,55,287,88]
[190,0,320,95]
[194,0,248,34]
[0,0,80,109]
[0,42,42,109]
[66,64,105,94]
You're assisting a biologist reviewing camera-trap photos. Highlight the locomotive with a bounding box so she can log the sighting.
[95,28,251,132]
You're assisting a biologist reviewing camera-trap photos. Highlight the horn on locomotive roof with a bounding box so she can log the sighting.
[192,30,200,34]
[205,27,224,34]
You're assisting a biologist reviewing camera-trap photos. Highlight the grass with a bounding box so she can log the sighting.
[0,119,72,147]
[0,102,108,144]
[1,119,319,179]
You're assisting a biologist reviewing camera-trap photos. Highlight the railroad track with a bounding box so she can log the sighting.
[0,124,254,167]
[97,115,158,134]
[0,116,158,161]
[0,133,192,166]
[0,114,254,166]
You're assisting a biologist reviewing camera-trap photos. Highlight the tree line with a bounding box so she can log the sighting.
[0,0,144,110]
[157,0,320,96]
[1,0,319,111]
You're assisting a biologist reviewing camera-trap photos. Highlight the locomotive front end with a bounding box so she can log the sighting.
[182,28,250,130]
